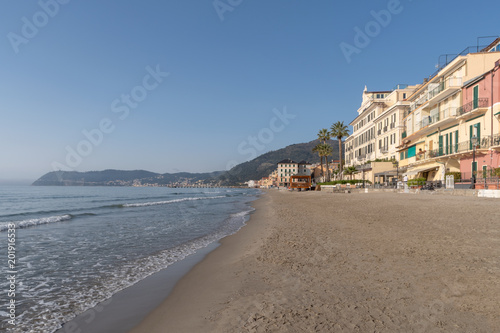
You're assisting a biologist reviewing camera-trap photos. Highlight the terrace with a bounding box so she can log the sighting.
[456,98,489,120]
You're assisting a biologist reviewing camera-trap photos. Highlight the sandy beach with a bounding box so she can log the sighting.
[130,190,500,332]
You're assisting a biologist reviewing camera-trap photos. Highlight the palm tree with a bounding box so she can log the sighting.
[312,144,324,181]
[344,166,358,180]
[317,129,332,181]
[322,144,333,182]
[330,121,350,179]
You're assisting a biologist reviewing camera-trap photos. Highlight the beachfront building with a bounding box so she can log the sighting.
[258,177,274,188]
[277,159,311,187]
[344,84,418,181]
[311,159,341,182]
[397,43,500,184]
[269,169,279,187]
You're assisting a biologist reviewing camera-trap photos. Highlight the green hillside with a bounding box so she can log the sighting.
[32,139,343,186]
[32,169,225,186]
[218,139,342,185]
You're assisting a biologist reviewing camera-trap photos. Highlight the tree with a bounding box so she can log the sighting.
[321,144,333,182]
[344,166,358,180]
[312,144,324,181]
[330,121,350,178]
[317,129,332,181]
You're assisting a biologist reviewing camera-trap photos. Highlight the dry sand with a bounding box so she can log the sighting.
[130,190,500,332]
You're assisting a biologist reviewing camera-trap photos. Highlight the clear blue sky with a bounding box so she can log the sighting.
[1,0,499,182]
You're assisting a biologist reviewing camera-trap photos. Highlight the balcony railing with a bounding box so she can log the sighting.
[390,123,395,129]
[428,82,444,100]
[409,78,463,112]
[380,146,388,154]
[456,98,489,116]
[410,94,429,112]
[377,129,381,135]
[428,77,462,101]
[492,133,500,147]
[415,107,457,131]
[413,136,495,163]
[383,126,388,132]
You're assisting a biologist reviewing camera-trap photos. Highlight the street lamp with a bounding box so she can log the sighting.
[472,135,478,189]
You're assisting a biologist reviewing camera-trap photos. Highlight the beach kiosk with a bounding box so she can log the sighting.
[290,175,311,190]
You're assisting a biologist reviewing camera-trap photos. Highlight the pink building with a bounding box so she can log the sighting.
[459,56,500,182]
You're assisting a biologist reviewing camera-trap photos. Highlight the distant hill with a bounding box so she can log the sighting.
[218,139,342,185]
[32,169,225,186]
[32,139,343,186]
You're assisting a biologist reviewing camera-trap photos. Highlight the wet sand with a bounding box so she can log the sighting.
[130,190,500,332]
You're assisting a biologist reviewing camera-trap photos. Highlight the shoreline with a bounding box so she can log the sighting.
[56,242,220,333]
[130,190,500,332]
[55,191,261,333]
[129,190,273,332]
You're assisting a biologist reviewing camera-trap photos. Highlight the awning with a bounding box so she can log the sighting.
[404,166,439,176]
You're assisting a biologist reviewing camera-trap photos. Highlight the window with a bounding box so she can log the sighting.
[403,93,407,99]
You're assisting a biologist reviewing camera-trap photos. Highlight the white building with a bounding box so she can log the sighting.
[345,84,418,167]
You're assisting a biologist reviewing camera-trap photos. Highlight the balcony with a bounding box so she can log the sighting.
[383,126,388,132]
[406,107,458,141]
[410,94,429,112]
[390,123,395,129]
[456,98,489,120]
[409,77,463,112]
[427,77,462,108]
[492,133,500,148]
[380,146,388,154]
[377,129,382,135]
[411,136,496,165]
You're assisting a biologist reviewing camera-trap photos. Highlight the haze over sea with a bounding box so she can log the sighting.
[0,186,259,333]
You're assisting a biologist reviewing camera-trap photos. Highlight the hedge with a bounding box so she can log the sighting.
[318,180,372,185]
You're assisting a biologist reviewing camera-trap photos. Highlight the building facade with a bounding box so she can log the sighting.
[398,47,500,182]
[345,84,418,168]
[277,159,311,187]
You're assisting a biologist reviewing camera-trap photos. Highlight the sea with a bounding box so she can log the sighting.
[0,186,260,333]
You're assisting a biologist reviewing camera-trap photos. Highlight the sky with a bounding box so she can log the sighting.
[1,0,499,183]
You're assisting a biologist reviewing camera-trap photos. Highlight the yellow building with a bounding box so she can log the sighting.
[398,47,500,182]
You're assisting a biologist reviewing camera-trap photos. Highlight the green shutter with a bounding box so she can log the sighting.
[445,134,449,155]
[469,125,473,150]
[449,133,453,154]
[408,146,416,158]
[455,130,458,153]
[476,123,481,147]
[439,136,443,156]
[473,86,479,109]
